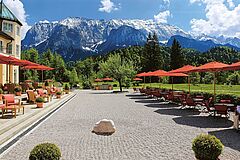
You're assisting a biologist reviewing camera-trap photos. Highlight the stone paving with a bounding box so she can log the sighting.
[0,90,240,160]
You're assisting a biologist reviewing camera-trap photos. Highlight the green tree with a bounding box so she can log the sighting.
[21,48,39,81]
[227,71,240,85]
[170,38,185,83]
[141,32,163,72]
[100,54,136,92]
[69,68,79,85]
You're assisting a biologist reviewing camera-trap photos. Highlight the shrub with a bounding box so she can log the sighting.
[64,84,70,90]
[82,80,92,89]
[113,84,117,87]
[36,97,44,103]
[14,87,22,92]
[29,143,61,160]
[192,134,224,160]
[56,91,62,95]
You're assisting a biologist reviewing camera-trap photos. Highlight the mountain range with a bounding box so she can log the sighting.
[22,17,240,61]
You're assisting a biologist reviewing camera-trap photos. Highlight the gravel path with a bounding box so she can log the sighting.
[1,90,240,160]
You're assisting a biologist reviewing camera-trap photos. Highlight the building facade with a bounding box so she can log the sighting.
[0,1,22,84]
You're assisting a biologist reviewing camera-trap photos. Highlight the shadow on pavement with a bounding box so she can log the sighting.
[209,129,240,151]
[154,108,201,116]
[135,99,159,104]
[126,94,145,97]
[145,103,179,108]
[173,116,233,128]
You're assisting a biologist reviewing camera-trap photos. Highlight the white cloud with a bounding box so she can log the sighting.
[226,0,235,8]
[5,0,31,39]
[189,0,240,37]
[154,10,170,23]
[99,0,119,13]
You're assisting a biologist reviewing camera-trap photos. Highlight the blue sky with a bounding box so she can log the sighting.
[21,0,205,31]
[6,0,240,38]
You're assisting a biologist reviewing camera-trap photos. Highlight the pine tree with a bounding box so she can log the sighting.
[170,38,185,83]
[141,32,163,72]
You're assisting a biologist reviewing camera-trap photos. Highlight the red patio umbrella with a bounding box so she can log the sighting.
[189,61,230,100]
[223,61,240,71]
[161,72,188,91]
[23,65,54,82]
[0,55,26,83]
[102,77,113,82]
[170,65,197,93]
[133,78,142,81]
[95,78,102,82]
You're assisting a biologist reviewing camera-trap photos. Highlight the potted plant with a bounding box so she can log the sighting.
[192,134,224,160]
[36,97,44,108]
[56,91,62,99]
[0,88,3,101]
[64,84,70,94]
[14,87,22,96]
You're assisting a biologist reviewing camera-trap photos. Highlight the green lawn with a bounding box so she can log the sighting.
[138,83,240,97]
[93,82,240,97]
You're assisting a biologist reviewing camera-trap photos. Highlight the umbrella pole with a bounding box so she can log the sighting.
[42,70,44,82]
[159,77,161,88]
[144,76,145,88]
[8,65,10,83]
[150,76,152,87]
[214,72,216,101]
[188,76,191,94]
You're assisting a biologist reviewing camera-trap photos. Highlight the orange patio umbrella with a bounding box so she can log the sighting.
[170,65,197,93]
[189,61,230,100]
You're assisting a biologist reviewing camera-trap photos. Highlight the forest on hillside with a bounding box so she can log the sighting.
[21,33,240,88]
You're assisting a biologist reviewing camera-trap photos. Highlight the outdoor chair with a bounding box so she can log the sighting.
[214,105,229,118]
[183,96,200,109]
[139,88,145,94]
[202,97,215,115]
[37,89,51,102]
[27,90,39,103]
[2,94,24,118]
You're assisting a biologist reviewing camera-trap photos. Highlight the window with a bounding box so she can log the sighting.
[16,44,20,56]
[7,43,12,54]
[3,22,13,33]
[0,41,3,52]
[17,26,20,36]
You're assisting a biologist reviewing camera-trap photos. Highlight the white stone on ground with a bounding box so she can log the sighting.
[92,119,116,135]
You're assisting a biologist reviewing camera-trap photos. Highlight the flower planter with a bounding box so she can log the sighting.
[37,102,43,108]
[15,92,22,96]
[65,90,70,94]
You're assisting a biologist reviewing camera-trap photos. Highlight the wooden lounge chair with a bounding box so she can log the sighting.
[202,97,215,115]
[2,94,24,118]
[27,90,38,103]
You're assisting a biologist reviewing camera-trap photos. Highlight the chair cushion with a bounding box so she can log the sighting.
[3,94,15,103]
